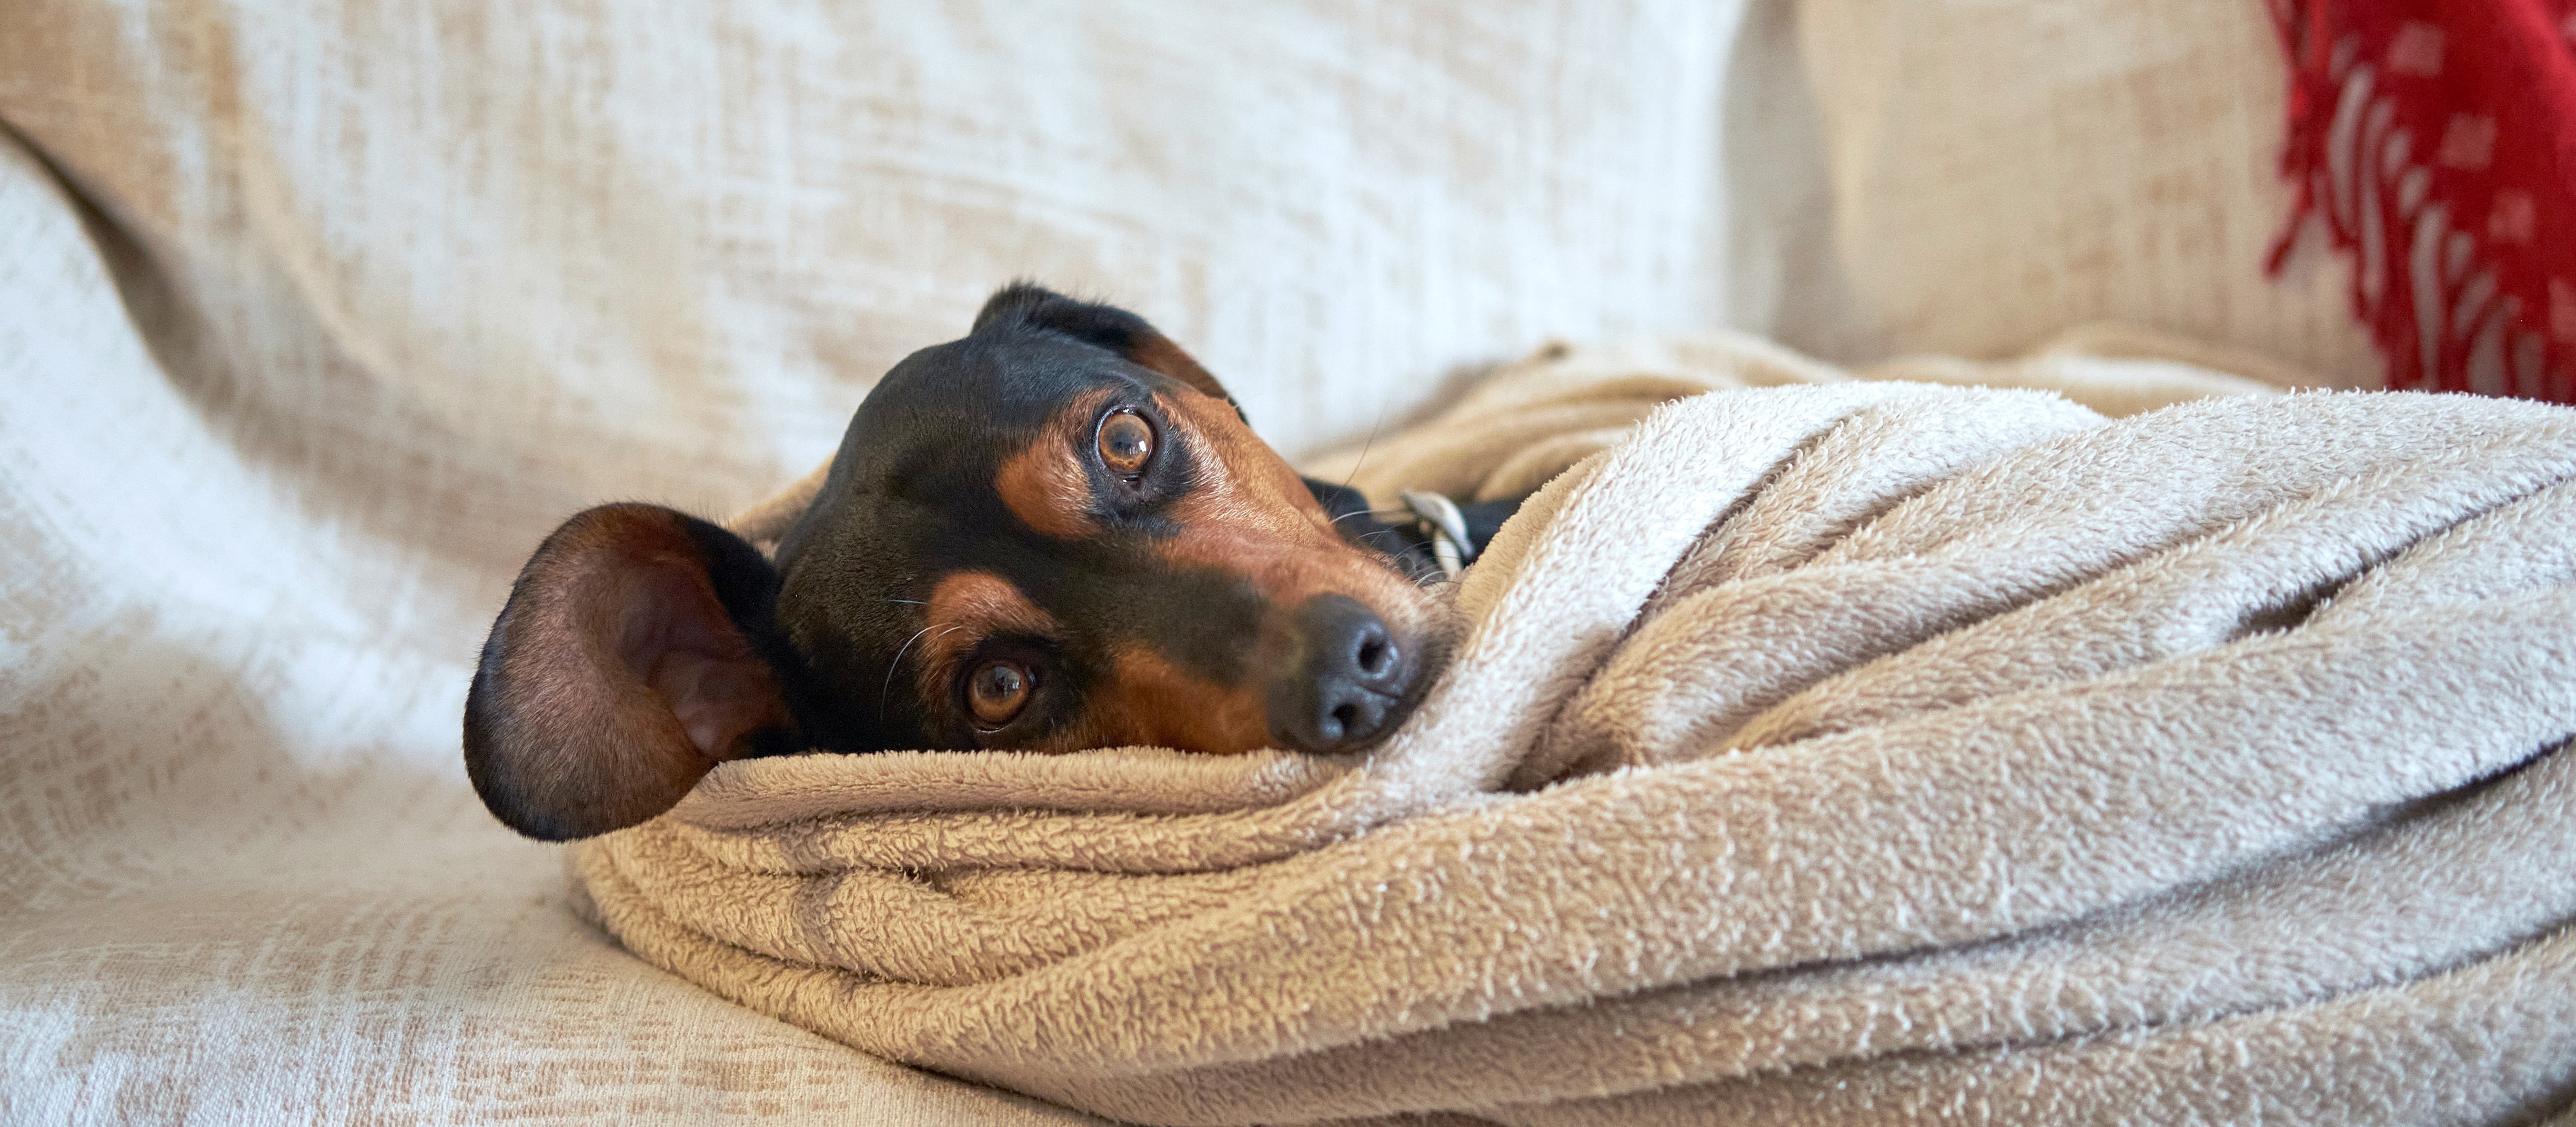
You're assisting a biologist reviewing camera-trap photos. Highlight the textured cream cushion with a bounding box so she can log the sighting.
[1782,0,2382,387]
[1,0,1750,479]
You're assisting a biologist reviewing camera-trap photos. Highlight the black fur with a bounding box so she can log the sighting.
[466,283,1529,839]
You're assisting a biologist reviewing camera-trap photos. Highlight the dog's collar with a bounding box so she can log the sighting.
[1398,490,1480,580]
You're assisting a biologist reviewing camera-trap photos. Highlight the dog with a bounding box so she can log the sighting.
[463,284,1522,840]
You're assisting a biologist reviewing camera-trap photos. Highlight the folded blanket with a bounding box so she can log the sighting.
[569,333,2576,1126]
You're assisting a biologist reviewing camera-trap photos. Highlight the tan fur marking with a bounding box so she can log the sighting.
[994,390,1114,540]
[1061,643,1273,754]
[995,443,1093,541]
[915,571,1062,712]
[1128,333,1234,404]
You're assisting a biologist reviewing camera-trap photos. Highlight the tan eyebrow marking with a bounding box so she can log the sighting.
[914,571,1061,710]
[994,391,1114,540]
[1156,386,1336,538]
[1127,334,1233,404]
[1045,642,1272,754]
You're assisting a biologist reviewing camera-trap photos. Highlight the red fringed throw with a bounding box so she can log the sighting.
[2269,0,2576,401]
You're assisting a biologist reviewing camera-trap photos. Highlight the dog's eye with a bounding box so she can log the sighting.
[1096,410,1154,477]
[967,660,1034,728]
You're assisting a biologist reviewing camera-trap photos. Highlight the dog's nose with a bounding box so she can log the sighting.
[1268,594,1411,753]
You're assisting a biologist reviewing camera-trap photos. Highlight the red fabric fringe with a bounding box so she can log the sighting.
[2268,0,2576,401]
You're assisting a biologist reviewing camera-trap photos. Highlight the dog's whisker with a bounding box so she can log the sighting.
[1337,404,1391,497]
[877,623,939,717]
[1329,507,1413,528]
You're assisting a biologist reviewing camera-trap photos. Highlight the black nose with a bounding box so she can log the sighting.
[1269,594,1412,753]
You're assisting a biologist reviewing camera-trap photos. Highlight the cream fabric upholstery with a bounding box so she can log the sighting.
[0,0,2383,1121]
[0,130,1118,1126]
[1776,0,2382,385]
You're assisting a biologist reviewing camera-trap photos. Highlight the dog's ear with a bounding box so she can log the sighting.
[973,281,1244,419]
[463,504,792,841]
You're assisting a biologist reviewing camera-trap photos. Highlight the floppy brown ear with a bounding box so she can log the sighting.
[463,504,792,841]
[972,281,1243,418]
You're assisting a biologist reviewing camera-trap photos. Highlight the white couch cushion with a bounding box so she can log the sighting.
[1782,0,2381,387]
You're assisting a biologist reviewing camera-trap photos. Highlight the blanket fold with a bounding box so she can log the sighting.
[571,334,2576,1125]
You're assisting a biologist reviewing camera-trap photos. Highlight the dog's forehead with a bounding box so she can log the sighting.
[768,330,1193,674]
[777,332,1140,569]
[852,331,1159,453]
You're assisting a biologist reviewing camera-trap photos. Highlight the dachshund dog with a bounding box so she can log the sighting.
[463,284,1518,840]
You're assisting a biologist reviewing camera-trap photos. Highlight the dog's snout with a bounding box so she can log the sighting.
[1268,593,1413,753]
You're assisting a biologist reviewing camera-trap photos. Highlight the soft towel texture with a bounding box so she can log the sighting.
[571,337,2576,1125]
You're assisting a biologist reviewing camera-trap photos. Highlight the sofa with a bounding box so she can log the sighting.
[0,1,2377,1121]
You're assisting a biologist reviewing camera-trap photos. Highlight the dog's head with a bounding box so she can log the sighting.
[464,284,1456,840]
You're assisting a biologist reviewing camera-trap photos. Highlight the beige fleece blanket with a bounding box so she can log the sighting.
[570,334,2576,1126]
